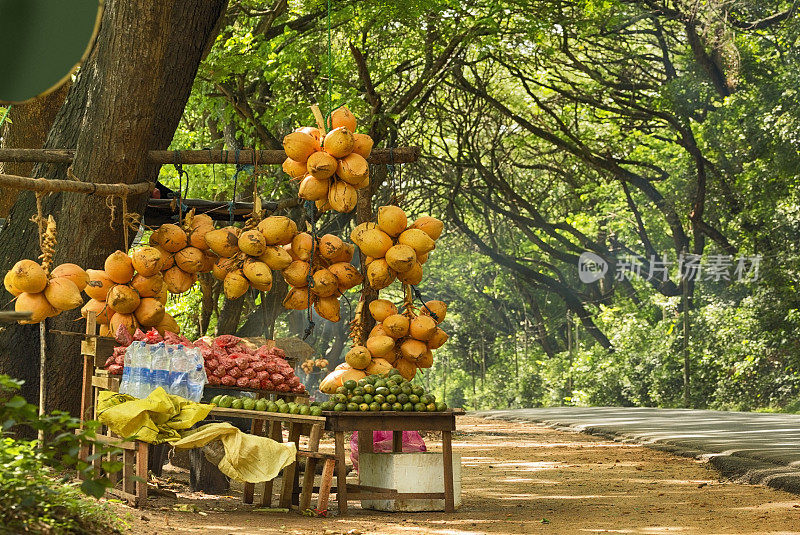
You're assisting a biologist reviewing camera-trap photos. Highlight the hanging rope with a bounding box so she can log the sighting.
[303,200,318,340]
[173,151,190,224]
[410,285,439,322]
[29,192,47,249]
[229,148,243,224]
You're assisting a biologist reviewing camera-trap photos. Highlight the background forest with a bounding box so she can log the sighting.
[7,0,800,412]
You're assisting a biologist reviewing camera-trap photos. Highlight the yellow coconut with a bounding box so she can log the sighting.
[319,368,366,394]
[205,226,240,257]
[282,157,308,179]
[106,284,141,314]
[130,247,163,277]
[315,198,331,213]
[427,328,449,350]
[366,259,395,290]
[8,259,47,294]
[315,296,341,322]
[163,266,194,294]
[359,228,393,259]
[394,358,417,381]
[291,232,314,261]
[104,251,135,284]
[318,234,344,260]
[98,324,111,336]
[417,350,434,369]
[422,300,447,324]
[409,315,437,341]
[350,221,378,246]
[282,286,310,310]
[242,258,273,287]
[3,271,21,296]
[131,272,163,298]
[283,260,311,287]
[336,153,369,185]
[109,312,138,336]
[327,181,357,213]
[283,131,318,162]
[190,213,214,229]
[238,229,267,257]
[298,175,330,202]
[385,244,416,273]
[310,268,339,297]
[383,314,410,339]
[16,292,57,323]
[377,205,408,237]
[259,246,293,270]
[49,263,89,291]
[224,269,249,300]
[188,224,214,251]
[330,105,357,132]
[297,126,323,144]
[328,262,363,289]
[370,324,390,338]
[400,338,428,361]
[174,246,205,274]
[396,262,423,286]
[43,278,83,310]
[155,284,169,305]
[154,245,175,269]
[381,349,399,365]
[148,226,163,246]
[345,345,372,370]
[351,133,374,159]
[134,298,165,327]
[82,299,113,324]
[84,270,115,301]
[410,216,444,240]
[365,357,393,376]
[398,228,436,255]
[366,335,395,356]
[330,242,355,264]
[417,252,429,265]
[354,173,370,190]
[258,216,298,246]
[307,150,338,180]
[199,250,217,272]
[369,299,398,322]
[323,127,355,159]
[212,256,238,281]
[159,224,188,253]
[155,313,180,336]
[250,280,272,292]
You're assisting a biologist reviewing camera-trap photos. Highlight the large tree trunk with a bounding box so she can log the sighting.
[0,0,227,413]
[0,83,70,217]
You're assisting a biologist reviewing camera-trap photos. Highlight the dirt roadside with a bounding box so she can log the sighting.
[113,416,800,535]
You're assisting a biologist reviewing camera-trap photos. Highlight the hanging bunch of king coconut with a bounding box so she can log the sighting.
[280,231,363,322]
[282,105,373,214]
[206,213,299,300]
[148,210,217,296]
[351,206,443,290]
[5,260,87,324]
[81,248,178,337]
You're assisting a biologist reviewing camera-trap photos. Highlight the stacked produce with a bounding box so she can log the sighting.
[319,369,447,412]
[281,231,363,322]
[102,326,191,375]
[206,215,298,299]
[195,335,306,394]
[81,248,178,337]
[149,211,216,295]
[300,356,329,375]
[282,106,373,213]
[210,395,323,416]
[351,206,443,290]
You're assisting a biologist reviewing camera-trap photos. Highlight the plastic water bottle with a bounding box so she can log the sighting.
[187,348,207,402]
[134,342,153,398]
[119,344,135,396]
[151,342,170,392]
[170,344,190,399]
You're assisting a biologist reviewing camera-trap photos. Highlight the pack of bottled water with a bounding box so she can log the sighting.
[118,341,207,401]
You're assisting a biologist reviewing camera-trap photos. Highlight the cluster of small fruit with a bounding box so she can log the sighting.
[209,394,323,416]
[300,357,329,375]
[318,369,447,412]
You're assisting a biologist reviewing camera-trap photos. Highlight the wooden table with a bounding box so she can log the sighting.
[323,409,464,514]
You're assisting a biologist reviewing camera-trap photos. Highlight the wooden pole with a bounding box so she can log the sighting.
[682,249,691,408]
[0,173,153,195]
[38,320,46,443]
[0,147,420,165]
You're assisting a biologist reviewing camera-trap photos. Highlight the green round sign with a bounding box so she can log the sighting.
[0,0,102,104]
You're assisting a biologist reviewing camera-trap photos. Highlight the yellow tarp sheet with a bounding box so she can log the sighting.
[96,387,212,445]
[173,422,296,483]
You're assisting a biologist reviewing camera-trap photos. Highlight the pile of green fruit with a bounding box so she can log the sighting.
[319,369,447,412]
[209,394,323,416]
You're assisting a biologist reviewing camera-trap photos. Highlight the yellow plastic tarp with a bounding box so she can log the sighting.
[96,387,212,445]
[173,422,297,483]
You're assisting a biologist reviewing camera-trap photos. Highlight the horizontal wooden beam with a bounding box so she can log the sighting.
[0,147,420,165]
[0,173,153,196]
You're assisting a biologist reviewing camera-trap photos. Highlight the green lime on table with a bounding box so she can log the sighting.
[310,406,323,416]
[402,402,414,412]
[427,403,437,412]
[397,393,409,404]
[231,399,244,410]
[373,394,385,404]
[409,394,420,404]
[363,384,375,394]
[414,402,426,412]
[436,402,448,411]
[299,404,311,415]
[346,402,359,412]
[219,395,233,408]
[278,403,290,413]
[369,402,380,412]
[242,398,256,411]
[210,395,222,405]
[374,379,387,389]
[290,405,301,415]
[333,403,346,412]
[392,402,403,411]
[363,394,374,404]
[267,402,279,412]
[343,380,357,390]
[336,386,348,395]
[358,403,370,412]
[380,402,391,411]
[412,385,424,396]
[386,394,397,404]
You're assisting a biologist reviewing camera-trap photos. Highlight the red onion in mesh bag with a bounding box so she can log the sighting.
[270,373,284,385]
[221,376,236,386]
[236,377,250,388]
[213,366,226,378]
[287,376,300,388]
[242,368,256,379]
[251,361,267,372]
[256,371,269,381]
[228,367,242,379]
[207,375,221,385]
[276,383,290,392]
[248,378,260,389]
[108,364,124,375]
[261,380,274,391]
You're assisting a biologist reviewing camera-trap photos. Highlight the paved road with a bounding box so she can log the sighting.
[474,407,800,494]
